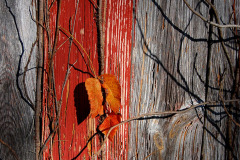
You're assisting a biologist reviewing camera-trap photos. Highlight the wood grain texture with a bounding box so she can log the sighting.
[129,0,239,159]
[0,0,36,160]
[41,0,133,159]
[42,1,100,159]
[104,0,133,159]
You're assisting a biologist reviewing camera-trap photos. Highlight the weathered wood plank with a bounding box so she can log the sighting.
[129,0,239,159]
[41,1,99,159]
[104,0,133,159]
[0,0,36,159]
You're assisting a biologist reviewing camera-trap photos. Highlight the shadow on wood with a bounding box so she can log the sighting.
[74,82,90,125]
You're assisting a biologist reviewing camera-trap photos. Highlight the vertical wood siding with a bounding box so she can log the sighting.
[104,0,133,159]
[1,0,239,160]
[0,0,36,159]
[42,0,133,159]
[42,1,100,159]
[130,0,239,159]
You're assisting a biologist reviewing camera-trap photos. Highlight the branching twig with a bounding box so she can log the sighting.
[92,99,240,159]
[23,38,38,107]
[48,0,56,10]
[51,0,62,57]
[183,0,236,79]
[38,125,59,160]
[219,94,240,127]
[182,0,240,28]
[55,1,79,159]
[205,1,234,79]
[29,8,46,30]
[59,27,97,78]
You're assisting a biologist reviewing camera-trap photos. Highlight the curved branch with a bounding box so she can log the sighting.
[92,99,240,159]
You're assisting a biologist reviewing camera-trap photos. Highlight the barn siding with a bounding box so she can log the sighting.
[41,0,133,159]
[103,0,133,159]
[0,0,36,159]
[129,0,239,159]
[1,0,239,160]
[41,1,100,159]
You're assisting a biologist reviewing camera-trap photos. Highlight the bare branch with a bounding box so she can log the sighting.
[59,26,97,78]
[23,38,38,107]
[93,99,240,159]
[204,0,235,79]
[0,138,19,160]
[183,0,240,28]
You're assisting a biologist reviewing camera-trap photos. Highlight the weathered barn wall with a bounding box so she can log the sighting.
[1,0,239,160]
[129,0,240,159]
[0,0,36,159]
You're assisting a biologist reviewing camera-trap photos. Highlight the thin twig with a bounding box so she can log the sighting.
[38,125,59,160]
[55,1,79,159]
[56,37,71,51]
[39,0,62,159]
[182,0,240,28]
[29,8,46,30]
[92,99,240,159]
[23,38,38,108]
[48,0,56,10]
[219,93,240,127]
[0,138,19,160]
[51,0,62,57]
[204,0,235,79]
[59,27,97,78]
[35,0,44,159]
[143,151,158,160]
[98,0,107,75]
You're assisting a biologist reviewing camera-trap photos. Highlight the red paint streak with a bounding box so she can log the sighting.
[104,0,133,159]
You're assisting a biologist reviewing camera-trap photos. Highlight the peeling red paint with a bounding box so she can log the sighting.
[42,0,133,159]
[104,0,133,159]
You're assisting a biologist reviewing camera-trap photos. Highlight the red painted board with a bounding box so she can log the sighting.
[42,1,99,159]
[42,0,133,159]
[103,0,133,159]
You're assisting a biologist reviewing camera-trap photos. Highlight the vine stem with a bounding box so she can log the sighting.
[51,0,62,57]
[220,96,240,127]
[36,0,44,159]
[182,0,240,28]
[59,26,97,78]
[92,99,240,159]
[0,138,19,160]
[55,1,79,159]
[205,0,234,79]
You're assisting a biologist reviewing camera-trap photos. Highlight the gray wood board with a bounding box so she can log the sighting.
[0,0,36,159]
[129,0,239,159]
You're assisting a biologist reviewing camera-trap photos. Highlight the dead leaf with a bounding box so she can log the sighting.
[85,78,103,117]
[99,112,121,141]
[99,74,121,114]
